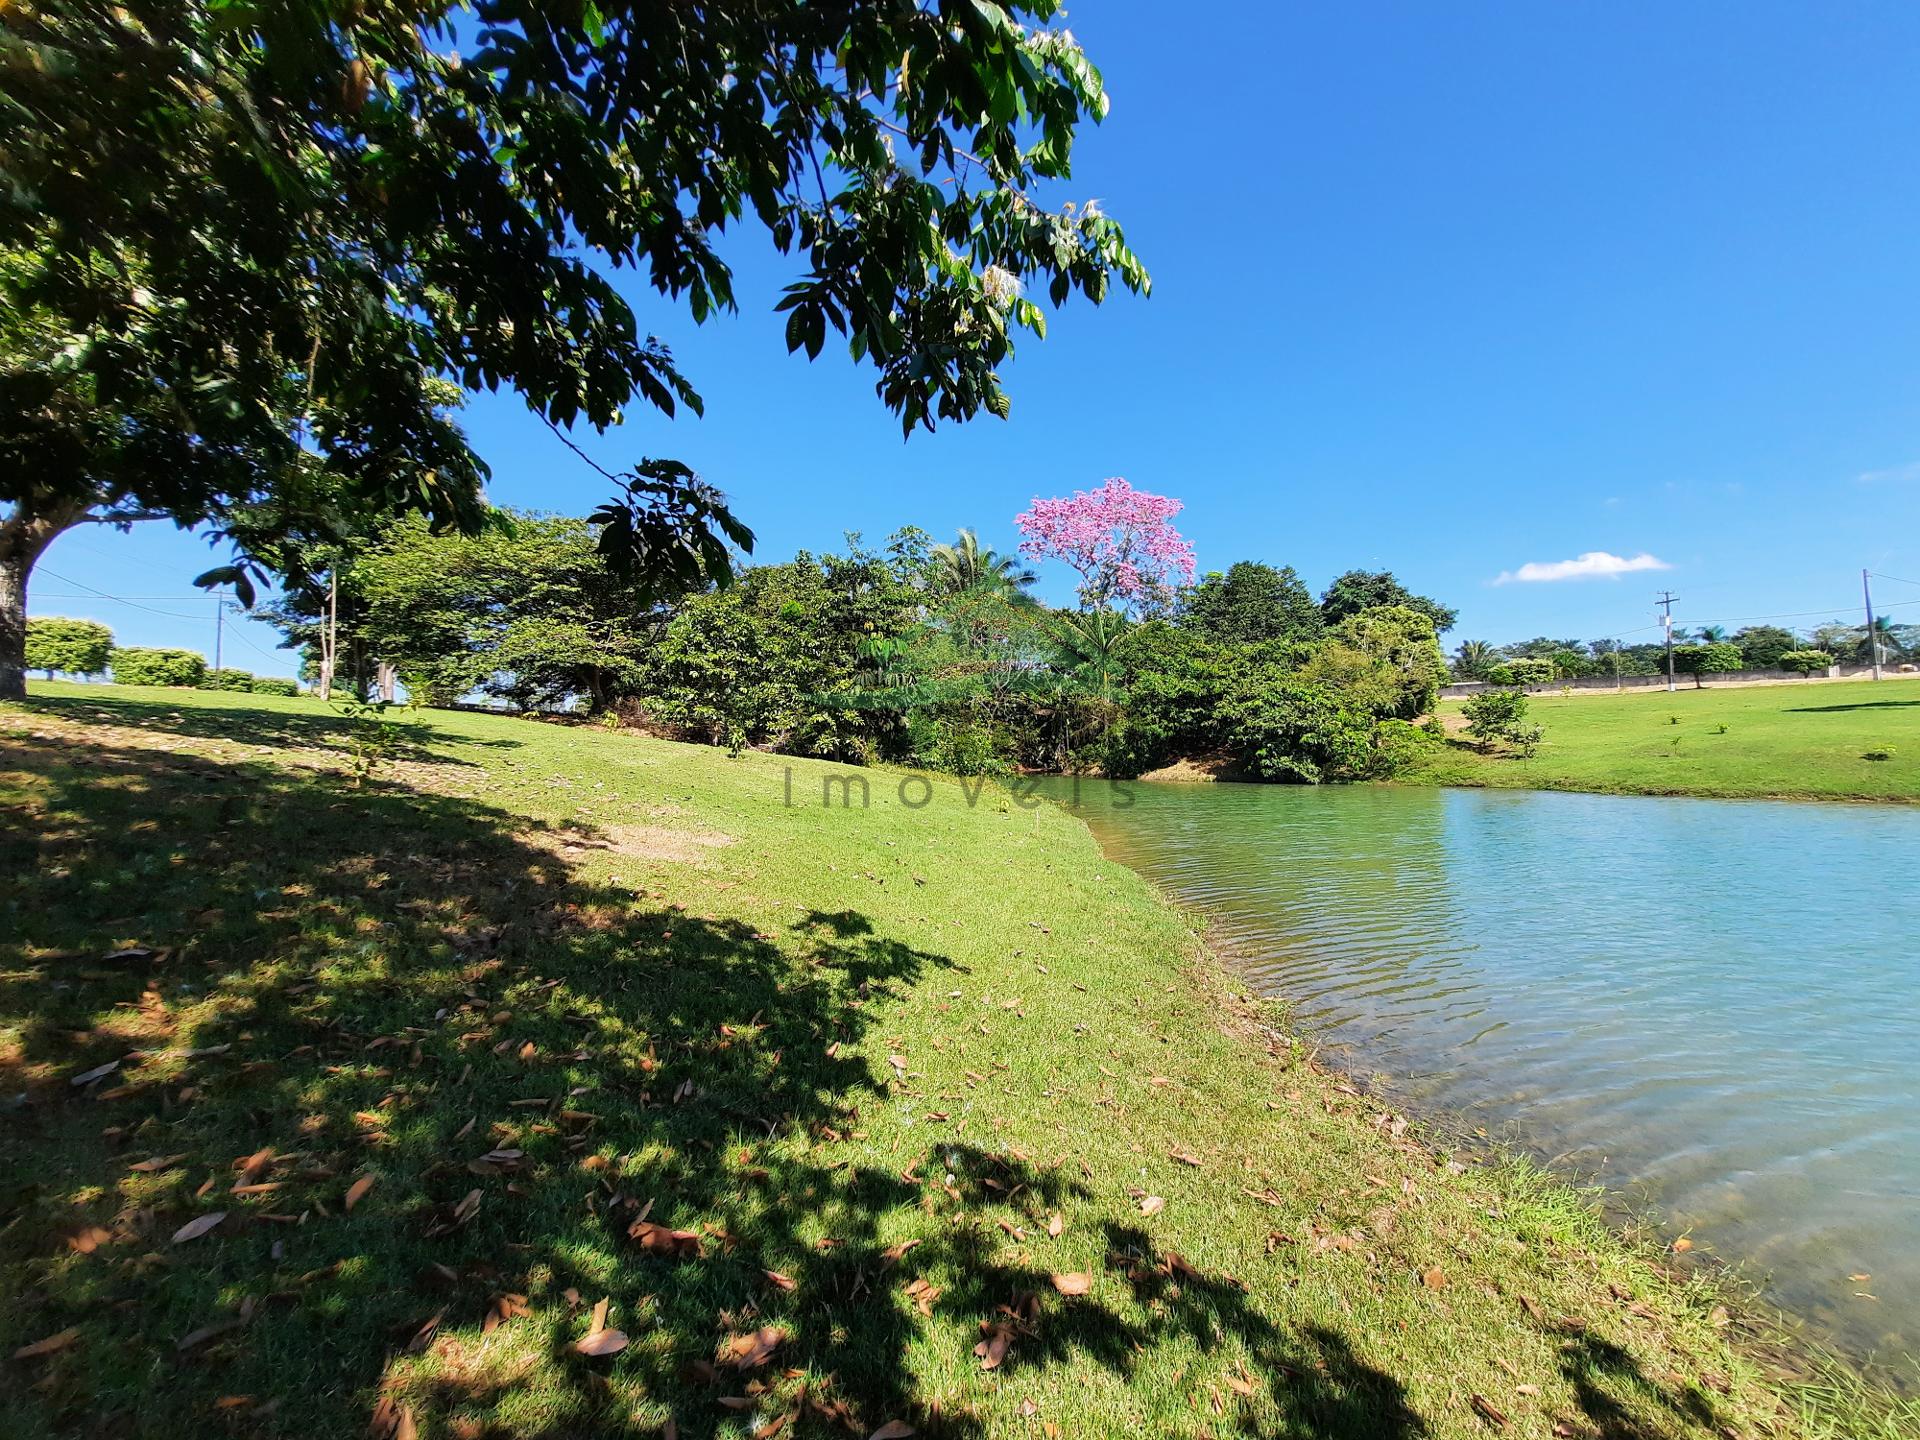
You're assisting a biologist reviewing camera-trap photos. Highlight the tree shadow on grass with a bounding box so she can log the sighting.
[1,723,1433,1440]
[20,689,521,766]
[1782,699,1920,713]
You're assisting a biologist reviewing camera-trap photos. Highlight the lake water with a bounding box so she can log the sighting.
[1037,778,1920,1373]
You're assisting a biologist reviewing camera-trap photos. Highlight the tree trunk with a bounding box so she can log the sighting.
[0,495,89,702]
[0,554,28,702]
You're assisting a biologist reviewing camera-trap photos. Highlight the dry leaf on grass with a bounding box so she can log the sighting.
[1139,1195,1165,1216]
[1050,1272,1093,1296]
[1046,1212,1063,1239]
[575,1328,630,1357]
[722,1325,786,1371]
[13,1327,80,1359]
[869,1423,917,1440]
[630,1220,703,1258]
[345,1174,375,1211]
[171,1211,227,1244]
[1421,1266,1447,1290]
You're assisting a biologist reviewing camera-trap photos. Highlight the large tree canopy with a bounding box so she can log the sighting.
[0,0,1147,696]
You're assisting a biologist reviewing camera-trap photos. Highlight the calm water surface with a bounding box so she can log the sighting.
[1038,779,1919,1370]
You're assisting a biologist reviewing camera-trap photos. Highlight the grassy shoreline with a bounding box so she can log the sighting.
[1402,677,1920,803]
[3,684,1912,1437]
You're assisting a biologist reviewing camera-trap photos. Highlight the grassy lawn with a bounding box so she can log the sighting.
[1405,677,1920,802]
[2,683,1909,1439]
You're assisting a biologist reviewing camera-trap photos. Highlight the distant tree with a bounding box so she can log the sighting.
[1015,478,1196,616]
[1051,609,1132,702]
[1670,642,1742,688]
[1810,622,1865,660]
[1731,625,1799,670]
[1181,562,1323,646]
[24,616,113,678]
[1499,656,1555,687]
[199,669,257,692]
[1451,639,1497,680]
[1548,648,1593,679]
[927,530,1037,598]
[1318,570,1457,633]
[1777,649,1834,676]
[1694,625,1729,644]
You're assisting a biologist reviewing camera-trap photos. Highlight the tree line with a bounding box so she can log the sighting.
[1446,620,1915,686]
[225,506,1460,785]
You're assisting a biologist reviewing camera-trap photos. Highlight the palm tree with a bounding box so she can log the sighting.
[1451,639,1495,680]
[928,529,1037,597]
[1052,608,1131,700]
[1695,625,1728,644]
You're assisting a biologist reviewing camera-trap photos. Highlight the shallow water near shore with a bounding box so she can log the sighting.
[1036,777,1920,1376]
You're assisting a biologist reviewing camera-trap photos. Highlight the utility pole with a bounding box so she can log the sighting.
[1657,592,1679,692]
[213,588,224,671]
[1863,569,1882,681]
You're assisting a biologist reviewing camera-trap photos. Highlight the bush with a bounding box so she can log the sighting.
[1461,685,1542,755]
[200,668,256,692]
[112,647,207,688]
[1483,664,1515,686]
[1504,656,1554,686]
[249,677,300,697]
[1368,718,1439,777]
[25,617,116,677]
[1777,649,1833,676]
[1224,679,1375,783]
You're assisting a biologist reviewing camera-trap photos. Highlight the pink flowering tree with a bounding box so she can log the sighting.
[1014,478,1197,616]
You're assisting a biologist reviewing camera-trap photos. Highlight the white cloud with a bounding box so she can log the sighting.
[1857,461,1920,485]
[1493,551,1672,585]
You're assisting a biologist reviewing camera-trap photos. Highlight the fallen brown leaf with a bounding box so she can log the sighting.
[1050,1272,1093,1296]
[1046,1212,1064,1239]
[1139,1195,1165,1216]
[869,1422,917,1440]
[575,1328,630,1357]
[12,1327,80,1359]
[171,1211,227,1244]
[1421,1266,1447,1290]
[345,1174,376,1211]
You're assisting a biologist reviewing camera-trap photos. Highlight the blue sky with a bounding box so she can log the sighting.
[32,0,1920,676]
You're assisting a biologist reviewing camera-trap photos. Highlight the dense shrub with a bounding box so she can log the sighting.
[1368,718,1440,777]
[200,668,256,692]
[25,617,114,677]
[1503,657,1554,686]
[112,648,207,687]
[249,677,301,697]
[1223,680,1375,783]
[1776,649,1833,676]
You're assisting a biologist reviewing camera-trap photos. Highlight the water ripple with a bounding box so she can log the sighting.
[1041,779,1920,1371]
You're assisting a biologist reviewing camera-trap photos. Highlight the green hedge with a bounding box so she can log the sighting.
[200,668,256,692]
[25,617,115,677]
[249,677,300,697]
[112,648,208,688]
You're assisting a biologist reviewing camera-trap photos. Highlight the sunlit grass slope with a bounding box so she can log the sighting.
[2,683,1908,1438]
[1409,677,1920,801]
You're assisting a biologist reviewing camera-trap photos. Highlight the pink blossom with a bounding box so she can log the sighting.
[1014,477,1197,615]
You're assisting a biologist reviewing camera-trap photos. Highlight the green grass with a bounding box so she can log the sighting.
[1404,677,1920,802]
[3,683,1912,1439]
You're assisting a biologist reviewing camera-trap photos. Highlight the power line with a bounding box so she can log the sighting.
[35,567,293,669]
[35,568,209,622]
